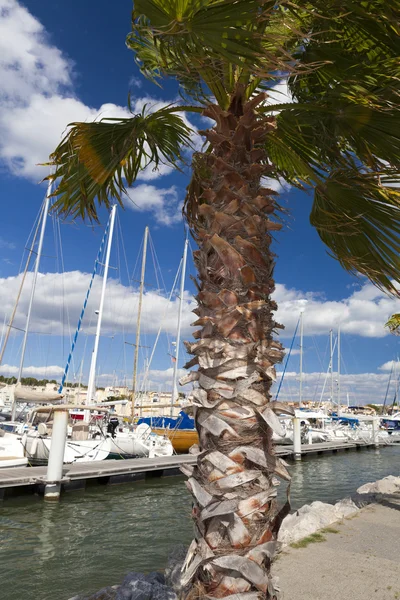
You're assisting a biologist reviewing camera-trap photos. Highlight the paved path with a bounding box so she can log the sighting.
[273,500,400,600]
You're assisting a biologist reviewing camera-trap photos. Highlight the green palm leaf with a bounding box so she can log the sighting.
[385,314,400,335]
[48,106,193,220]
[311,169,400,292]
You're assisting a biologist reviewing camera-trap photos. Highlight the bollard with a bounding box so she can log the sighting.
[372,416,380,449]
[44,409,69,501]
[293,417,302,460]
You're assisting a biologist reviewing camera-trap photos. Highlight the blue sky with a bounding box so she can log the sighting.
[0,0,400,404]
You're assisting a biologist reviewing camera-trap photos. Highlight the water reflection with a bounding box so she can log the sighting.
[1,446,399,600]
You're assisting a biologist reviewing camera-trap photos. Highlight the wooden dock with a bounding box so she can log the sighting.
[0,439,396,500]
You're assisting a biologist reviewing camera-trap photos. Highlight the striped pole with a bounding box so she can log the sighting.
[58,217,111,394]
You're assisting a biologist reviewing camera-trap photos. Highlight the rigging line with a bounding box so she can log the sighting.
[275,315,300,400]
[17,201,42,278]
[58,216,111,394]
[0,206,43,367]
[56,212,76,380]
[382,360,394,409]
[141,258,183,392]
[312,336,330,404]
[318,336,337,406]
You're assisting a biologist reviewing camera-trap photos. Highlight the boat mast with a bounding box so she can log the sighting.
[329,329,334,408]
[170,236,188,416]
[11,181,52,421]
[132,226,149,421]
[299,310,304,409]
[85,205,117,409]
[337,325,341,417]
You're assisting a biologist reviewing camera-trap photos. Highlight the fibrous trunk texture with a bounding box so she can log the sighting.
[180,92,293,599]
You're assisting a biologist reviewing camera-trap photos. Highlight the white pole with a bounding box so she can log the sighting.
[337,325,341,417]
[170,236,188,416]
[11,181,52,421]
[299,310,304,409]
[44,408,69,501]
[330,329,334,408]
[86,205,117,412]
[133,226,149,421]
[293,417,302,459]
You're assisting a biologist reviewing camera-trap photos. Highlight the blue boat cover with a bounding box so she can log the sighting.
[138,410,195,431]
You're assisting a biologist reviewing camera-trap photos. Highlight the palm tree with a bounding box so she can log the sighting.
[49,1,400,597]
[386,314,400,335]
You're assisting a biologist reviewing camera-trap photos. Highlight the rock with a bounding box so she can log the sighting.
[164,544,187,591]
[115,587,132,600]
[334,498,359,518]
[151,583,178,600]
[145,571,165,585]
[126,581,153,600]
[278,498,358,547]
[122,573,147,587]
[357,475,400,495]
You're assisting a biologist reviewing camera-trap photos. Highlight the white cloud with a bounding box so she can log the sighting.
[274,370,393,406]
[0,363,63,377]
[0,237,16,250]
[0,94,131,178]
[378,360,400,372]
[129,76,142,89]
[0,0,71,103]
[274,281,400,338]
[124,184,183,226]
[145,367,190,391]
[0,273,398,346]
[261,176,292,194]
[0,1,196,183]
[0,271,197,341]
[265,80,292,107]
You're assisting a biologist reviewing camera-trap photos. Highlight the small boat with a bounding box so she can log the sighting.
[0,426,28,468]
[381,412,400,433]
[138,411,198,453]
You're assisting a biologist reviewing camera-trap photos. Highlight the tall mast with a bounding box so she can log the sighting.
[132,226,149,421]
[299,310,304,409]
[11,181,52,421]
[337,325,341,417]
[170,236,188,416]
[86,205,117,408]
[330,329,334,407]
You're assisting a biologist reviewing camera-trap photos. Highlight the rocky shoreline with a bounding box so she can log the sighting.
[69,475,400,600]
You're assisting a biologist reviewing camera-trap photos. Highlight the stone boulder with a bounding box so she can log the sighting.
[278,498,358,547]
[164,544,187,592]
[357,475,400,495]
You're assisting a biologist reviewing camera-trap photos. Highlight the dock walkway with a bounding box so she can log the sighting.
[0,439,395,499]
[273,499,400,600]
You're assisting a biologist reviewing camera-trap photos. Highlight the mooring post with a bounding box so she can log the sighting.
[372,416,380,449]
[293,417,302,460]
[44,409,69,501]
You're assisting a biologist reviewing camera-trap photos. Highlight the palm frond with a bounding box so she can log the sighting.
[48,106,193,221]
[385,314,400,335]
[310,169,400,292]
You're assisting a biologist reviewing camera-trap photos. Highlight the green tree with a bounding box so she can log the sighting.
[49,2,400,597]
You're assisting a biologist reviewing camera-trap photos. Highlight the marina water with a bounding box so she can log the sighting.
[1,446,399,600]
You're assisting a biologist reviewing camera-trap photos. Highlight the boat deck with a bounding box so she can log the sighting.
[0,439,398,500]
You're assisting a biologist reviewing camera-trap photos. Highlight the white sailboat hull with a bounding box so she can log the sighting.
[0,432,28,468]
[22,431,111,465]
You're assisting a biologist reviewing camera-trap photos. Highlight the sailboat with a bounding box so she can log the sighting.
[22,212,173,462]
[138,236,199,453]
[0,181,64,424]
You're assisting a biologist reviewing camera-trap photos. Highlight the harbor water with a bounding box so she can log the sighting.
[1,446,399,600]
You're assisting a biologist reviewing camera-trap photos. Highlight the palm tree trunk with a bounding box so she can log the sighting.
[180,91,293,599]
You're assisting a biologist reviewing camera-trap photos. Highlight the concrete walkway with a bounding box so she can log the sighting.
[273,499,400,600]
